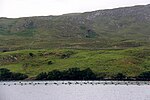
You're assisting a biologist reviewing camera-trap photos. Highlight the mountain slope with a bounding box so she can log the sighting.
[0,4,150,50]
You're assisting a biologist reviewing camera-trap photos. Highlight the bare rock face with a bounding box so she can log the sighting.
[0,55,18,64]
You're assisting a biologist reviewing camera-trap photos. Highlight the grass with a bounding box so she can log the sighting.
[0,47,150,78]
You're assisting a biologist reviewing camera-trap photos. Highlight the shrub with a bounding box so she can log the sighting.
[112,73,126,80]
[97,72,106,80]
[48,61,53,65]
[2,49,8,52]
[36,72,47,80]
[62,68,82,80]
[12,73,28,80]
[29,53,34,57]
[81,68,97,80]
[137,71,150,80]
[0,68,12,80]
[47,70,62,80]
[60,51,74,59]
[0,68,28,80]
[35,67,97,80]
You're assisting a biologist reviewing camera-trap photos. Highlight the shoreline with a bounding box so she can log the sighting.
[1,81,150,86]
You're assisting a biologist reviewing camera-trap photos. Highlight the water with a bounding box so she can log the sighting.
[0,81,150,100]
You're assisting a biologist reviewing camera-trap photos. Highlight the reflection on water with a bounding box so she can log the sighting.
[0,81,150,100]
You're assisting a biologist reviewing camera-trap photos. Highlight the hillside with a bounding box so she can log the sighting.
[0,4,150,50]
[0,48,150,79]
[0,4,150,80]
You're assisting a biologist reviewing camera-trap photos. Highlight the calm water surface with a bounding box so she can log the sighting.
[0,81,150,100]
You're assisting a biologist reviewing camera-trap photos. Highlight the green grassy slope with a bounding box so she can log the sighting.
[0,47,150,78]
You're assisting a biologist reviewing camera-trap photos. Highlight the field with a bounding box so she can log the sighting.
[0,47,150,79]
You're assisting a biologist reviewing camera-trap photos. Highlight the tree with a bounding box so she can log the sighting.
[0,68,12,80]
[36,72,47,80]
[47,70,62,80]
[35,67,98,80]
[81,68,97,80]
[0,68,28,80]
[63,68,82,80]
[112,73,126,80]
[138,71,150,80]
[12,73,28,80]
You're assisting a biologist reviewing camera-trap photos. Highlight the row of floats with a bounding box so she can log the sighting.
[0,81,150,86]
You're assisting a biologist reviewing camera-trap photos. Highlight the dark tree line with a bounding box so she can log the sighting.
[1,68,150,81]
[111,71,150,81]
[0,68,28,81]
[36,68,97,80]
[36,68,150,81]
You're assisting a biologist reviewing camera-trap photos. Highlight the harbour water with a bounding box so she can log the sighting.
[0,81,150,100]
